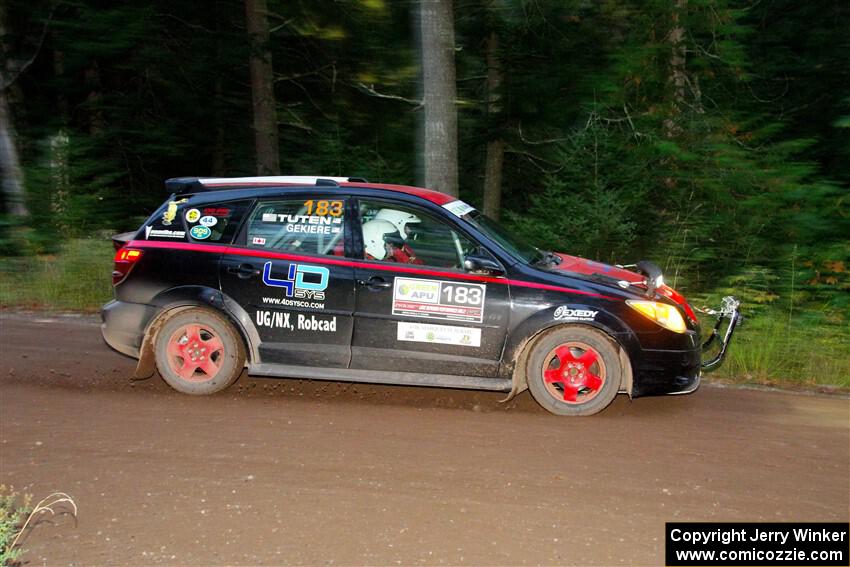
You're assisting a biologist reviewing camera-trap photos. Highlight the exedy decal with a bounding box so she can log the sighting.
[261,262,329,301]
[554,306,599,322]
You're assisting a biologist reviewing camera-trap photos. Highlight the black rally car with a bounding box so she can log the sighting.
[102,176,741,416]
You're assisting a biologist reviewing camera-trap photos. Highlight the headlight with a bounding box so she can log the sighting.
[626,300,687,333]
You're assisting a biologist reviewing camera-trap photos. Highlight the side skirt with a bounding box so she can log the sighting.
[248,363,512,392]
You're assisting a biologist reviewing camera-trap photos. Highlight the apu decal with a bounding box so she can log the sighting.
[393,277,485,323]
[554,306,599,322]
[185,208,201,223]
[262,262,329,301]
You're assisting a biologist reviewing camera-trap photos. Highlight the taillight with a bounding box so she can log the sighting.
[113,248,143,285]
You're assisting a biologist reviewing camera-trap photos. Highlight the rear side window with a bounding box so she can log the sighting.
[246,198,345,256]
[184,201,251,243]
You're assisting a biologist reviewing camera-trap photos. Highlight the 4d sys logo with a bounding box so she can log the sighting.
[262,262,329,301]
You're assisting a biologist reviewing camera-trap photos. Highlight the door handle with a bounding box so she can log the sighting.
[227,263,260,279]
[357,276,392,289]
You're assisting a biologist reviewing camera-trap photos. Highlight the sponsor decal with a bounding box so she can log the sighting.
[261,213,342,235]
[252,236,267,246]
[554,305,599,322]
[145,225,185,239]
[199,215,218,227]
[442,200,476,218]
[202,207,231,217]
[255,310,337,332]
[190,225,211,240]
[397,322,481,348]
[185,208,201,223]
[162,198,187,225]
[303,199,343,217]
[262,262,329,303]
[393,277,486,323]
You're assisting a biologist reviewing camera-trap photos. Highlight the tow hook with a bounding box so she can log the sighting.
[698,296,742,371]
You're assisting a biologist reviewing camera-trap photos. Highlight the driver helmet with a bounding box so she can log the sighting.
[374,209,421,240]
[362,219,402,260]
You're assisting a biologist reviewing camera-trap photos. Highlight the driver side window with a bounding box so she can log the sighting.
[358,200,479,269]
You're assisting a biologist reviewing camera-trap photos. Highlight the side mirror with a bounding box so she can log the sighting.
[463,254,505,277]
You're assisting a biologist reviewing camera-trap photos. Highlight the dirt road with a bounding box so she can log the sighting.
[1,313,847,566]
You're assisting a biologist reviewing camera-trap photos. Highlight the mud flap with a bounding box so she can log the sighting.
[132,310,179,380]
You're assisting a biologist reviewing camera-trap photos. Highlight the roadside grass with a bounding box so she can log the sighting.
[0,239,113,312]
[711,314,850,390]
[0,240,847,391]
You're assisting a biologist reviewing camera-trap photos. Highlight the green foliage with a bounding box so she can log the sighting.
[0,239,113,311]
[504,121,650,262]
[714,310,850,390]
[0,486,30,567]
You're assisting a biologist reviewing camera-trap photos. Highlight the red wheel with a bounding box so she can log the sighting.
[526,326,622,416]
[154,308,245,395]
[165,324,226,382]
[541,341,606,404]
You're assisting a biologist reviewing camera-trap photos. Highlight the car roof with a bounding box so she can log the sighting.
[168,176,457,206]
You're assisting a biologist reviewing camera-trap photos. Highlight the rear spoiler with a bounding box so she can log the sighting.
[111,231,135,251]
[165,176,369,195]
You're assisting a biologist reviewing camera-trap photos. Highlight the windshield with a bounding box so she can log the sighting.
[464,211,540,263]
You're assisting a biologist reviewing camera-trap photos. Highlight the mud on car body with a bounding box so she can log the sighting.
[102,176,741,416]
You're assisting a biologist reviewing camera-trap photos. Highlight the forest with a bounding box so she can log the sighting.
[1,0,848,387]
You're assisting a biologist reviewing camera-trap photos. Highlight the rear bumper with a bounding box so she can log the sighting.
[100,300,157,359]
[631,347,701,397]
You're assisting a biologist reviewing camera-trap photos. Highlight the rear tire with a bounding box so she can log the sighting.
[154,308,245,395]
[526,326,622,416]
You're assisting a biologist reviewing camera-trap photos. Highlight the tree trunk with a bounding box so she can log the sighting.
[419,0,458,197]
[0,91,28,217]
[51,46,70,218]
[245,0,280,175]
[0,5,28,218]
[84,62,105,135]
[482,29,504,219]
[664,0,687,138]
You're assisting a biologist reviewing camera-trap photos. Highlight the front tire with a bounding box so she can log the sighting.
[154,308,245,395]
[526,326,622,416]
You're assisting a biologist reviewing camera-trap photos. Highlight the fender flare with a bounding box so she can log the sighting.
[133,286,261,379]
[499,304,638,401]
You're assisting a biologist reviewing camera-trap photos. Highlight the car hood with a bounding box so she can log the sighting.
[550,253,698,322]
[552,253,645,283]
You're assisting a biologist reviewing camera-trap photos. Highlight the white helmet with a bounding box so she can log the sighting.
[362,220,400,260]
[374,209,421,239]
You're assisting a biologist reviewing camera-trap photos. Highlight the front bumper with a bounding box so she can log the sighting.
[631,346,701,397]
[101,300,158,359]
